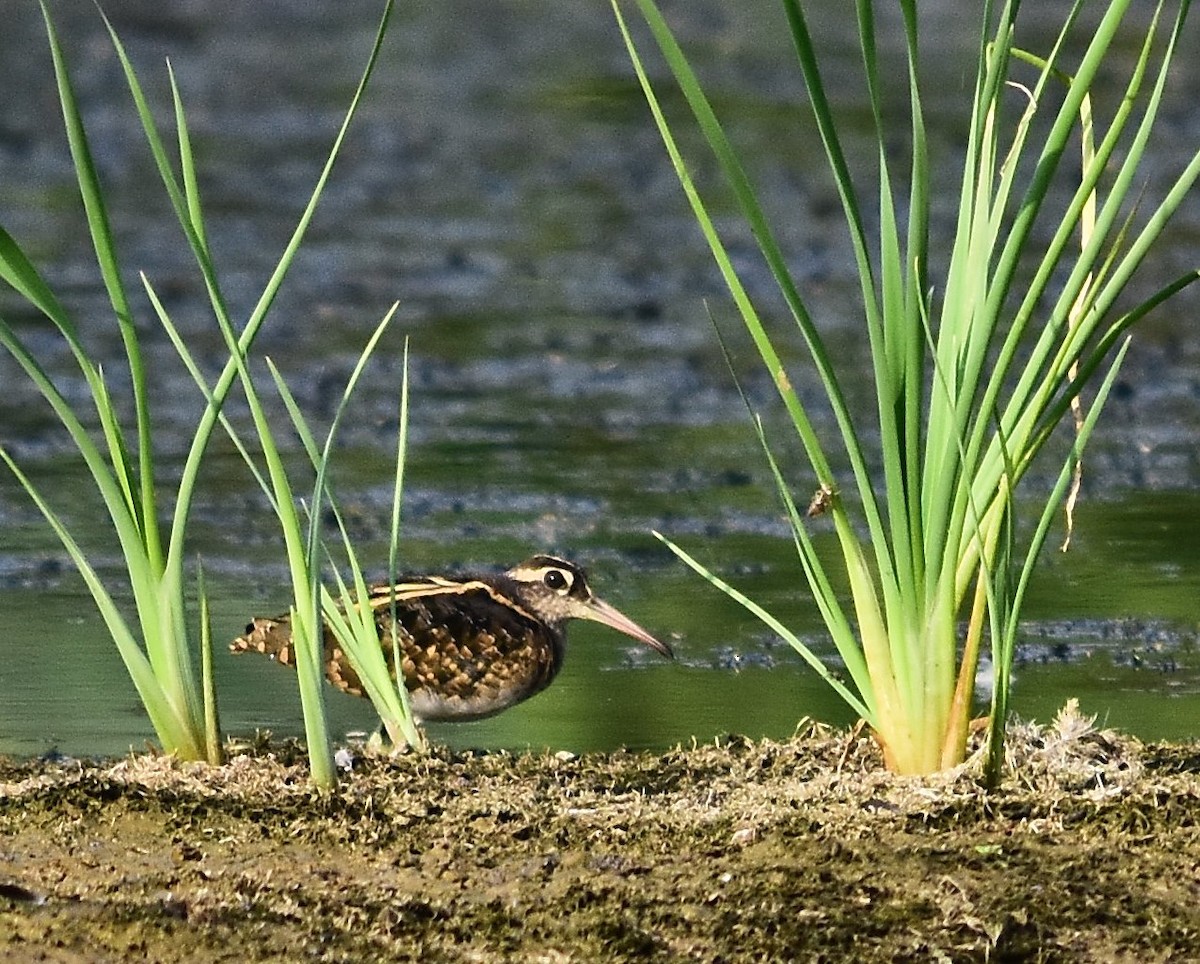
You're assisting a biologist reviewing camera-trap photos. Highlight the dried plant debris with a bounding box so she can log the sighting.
[1,707,1198,963]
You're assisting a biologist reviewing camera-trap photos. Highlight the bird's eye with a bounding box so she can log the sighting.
[543,569,568,591]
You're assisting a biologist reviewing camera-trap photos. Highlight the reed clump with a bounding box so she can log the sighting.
[616,0,1200,775]
[0,1,417,786]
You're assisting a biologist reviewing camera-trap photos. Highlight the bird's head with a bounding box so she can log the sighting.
[505,555,673,659]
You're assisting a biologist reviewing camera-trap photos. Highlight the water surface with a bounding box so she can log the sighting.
[1,1,1197,757]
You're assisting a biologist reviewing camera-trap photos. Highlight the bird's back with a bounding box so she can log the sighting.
[232,575,566,721]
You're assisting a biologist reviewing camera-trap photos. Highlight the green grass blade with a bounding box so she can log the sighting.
[978,18,1160,440]
[196,561,224,765]
[264,312,419,750]
[140,274,277,509]
[385,339,420,743]
[984,338,1133,783]
[617,0,898,599]
[307,306,399,551]
[41,1,159,562]
[753,424,877,717]
[708,308,877,713]
[0,226,72,325]
[245,306,404,778]
[244,387,336,786]
[613,2,833,481]
[780,0,879,316]
[655,532,871,720]
[979,0,1125,338]
[0,446,199,757]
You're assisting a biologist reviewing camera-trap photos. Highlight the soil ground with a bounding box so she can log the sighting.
[1,704,1198,963]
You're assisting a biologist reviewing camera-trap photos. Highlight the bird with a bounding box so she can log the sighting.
[230,554,673,722]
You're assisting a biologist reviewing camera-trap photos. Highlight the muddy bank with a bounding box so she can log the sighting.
[1,706,1198,962]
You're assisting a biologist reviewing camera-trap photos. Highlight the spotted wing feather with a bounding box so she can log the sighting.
[230,575,564,721]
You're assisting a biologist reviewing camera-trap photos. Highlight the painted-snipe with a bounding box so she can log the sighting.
[230,555,673,721]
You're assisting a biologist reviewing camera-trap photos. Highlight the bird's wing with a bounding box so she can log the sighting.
[365,576,541,626]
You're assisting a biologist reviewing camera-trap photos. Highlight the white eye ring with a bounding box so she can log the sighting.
[543,569,569,591]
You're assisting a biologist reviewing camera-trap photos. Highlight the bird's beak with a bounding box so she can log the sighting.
[585,598,674,659]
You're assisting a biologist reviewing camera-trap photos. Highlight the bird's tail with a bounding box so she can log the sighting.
[230,616,297,668]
